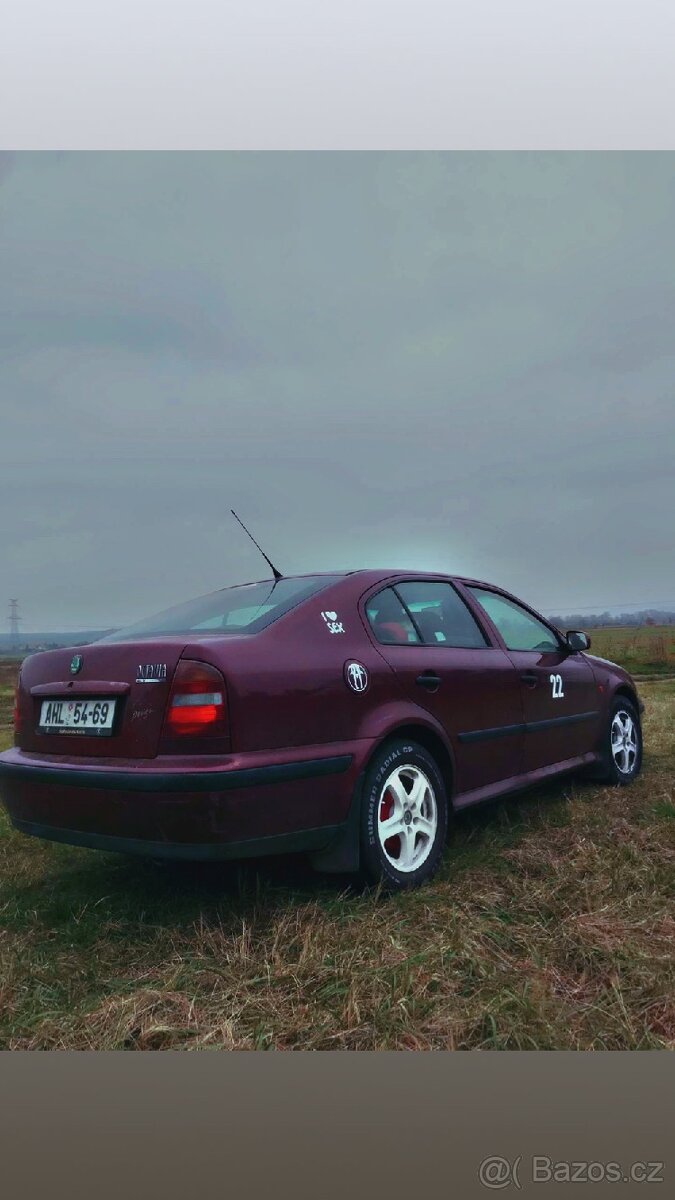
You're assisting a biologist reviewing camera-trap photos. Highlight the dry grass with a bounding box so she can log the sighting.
[588,625,675,676]
[0,662,15,730]
[0,676,673,1050]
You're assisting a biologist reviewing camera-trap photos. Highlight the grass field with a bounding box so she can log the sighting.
[586,625,675,677]
[0,651,673,1050]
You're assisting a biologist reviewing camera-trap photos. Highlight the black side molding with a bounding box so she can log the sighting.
[458,722,523,745]
[458,711,599,745]
[526,711,599,734]
[0,754,353,794]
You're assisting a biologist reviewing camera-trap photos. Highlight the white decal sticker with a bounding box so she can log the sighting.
[345,662,369,693]
[321,610,345,634]
[550,673,564,699]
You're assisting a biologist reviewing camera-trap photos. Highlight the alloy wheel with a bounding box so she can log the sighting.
[611,709,638,775]
[377,764,438,873]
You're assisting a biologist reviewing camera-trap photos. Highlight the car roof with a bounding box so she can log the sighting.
[229,569,495,589]
[350,570,498,590]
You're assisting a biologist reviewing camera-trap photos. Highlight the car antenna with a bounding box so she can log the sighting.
[230,510,283,581]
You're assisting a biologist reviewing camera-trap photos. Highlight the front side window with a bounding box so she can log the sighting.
[365,588,420,645]
[395,582,487,648]
[468,588,560,652]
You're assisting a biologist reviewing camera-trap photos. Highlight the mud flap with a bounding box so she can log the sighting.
[309,771,364,874]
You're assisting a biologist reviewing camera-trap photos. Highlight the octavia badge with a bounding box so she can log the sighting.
[70,654,83,675]
[136,662,168,683]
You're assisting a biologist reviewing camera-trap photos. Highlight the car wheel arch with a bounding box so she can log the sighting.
[309,721,455,876]
[366,722,455,814]
[612,684,641,716]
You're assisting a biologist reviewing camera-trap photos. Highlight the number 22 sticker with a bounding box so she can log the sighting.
[550,673,564,699]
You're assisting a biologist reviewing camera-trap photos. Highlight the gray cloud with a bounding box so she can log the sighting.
[1,152,674,630]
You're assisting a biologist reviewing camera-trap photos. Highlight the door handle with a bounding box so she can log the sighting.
[520,671,539,687]
[416,672,441,691]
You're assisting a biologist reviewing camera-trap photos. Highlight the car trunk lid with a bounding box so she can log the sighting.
[19,640,189,759]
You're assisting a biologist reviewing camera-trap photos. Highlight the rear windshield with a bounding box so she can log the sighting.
[99,576,344,642]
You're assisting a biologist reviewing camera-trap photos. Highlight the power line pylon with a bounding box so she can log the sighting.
[8,599,20,646]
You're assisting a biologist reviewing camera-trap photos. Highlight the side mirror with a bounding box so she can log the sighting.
[566,629,590,652]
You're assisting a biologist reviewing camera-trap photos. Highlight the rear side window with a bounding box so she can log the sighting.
[469,588,560,652]
[100,576,345,641]
[396,582,487,648]
[365,588,420,645]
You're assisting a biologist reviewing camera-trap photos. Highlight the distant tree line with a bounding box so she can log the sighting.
[0,630,115,652]
[548,609,675,630]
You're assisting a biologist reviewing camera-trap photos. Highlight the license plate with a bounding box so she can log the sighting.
[39,697,117,736]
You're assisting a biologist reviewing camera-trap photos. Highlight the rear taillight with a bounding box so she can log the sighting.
[163,660,228,740]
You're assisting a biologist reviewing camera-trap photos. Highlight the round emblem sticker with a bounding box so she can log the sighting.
[345,661,369,693]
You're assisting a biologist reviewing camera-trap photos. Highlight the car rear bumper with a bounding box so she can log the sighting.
[9,818,344,861]
[0,744,367,859]
[0,753,353,793]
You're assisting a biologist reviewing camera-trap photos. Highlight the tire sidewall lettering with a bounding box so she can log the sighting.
[367,745,414,846]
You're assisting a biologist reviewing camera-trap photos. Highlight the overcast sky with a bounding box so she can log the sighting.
[1,152,674,631]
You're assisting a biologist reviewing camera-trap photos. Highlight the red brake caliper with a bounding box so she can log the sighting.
[379,788,401,859]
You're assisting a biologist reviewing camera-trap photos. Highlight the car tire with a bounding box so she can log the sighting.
[359,739,449,890]
[597,696,643,786]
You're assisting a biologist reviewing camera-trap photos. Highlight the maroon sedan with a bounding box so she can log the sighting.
[0,571,643,890]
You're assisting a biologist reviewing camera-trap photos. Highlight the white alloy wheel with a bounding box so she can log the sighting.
[377,764,438,873]
[610,709,638,775]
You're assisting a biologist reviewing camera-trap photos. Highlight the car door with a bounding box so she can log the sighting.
[464,586,601,774]
[362,580,524,798]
